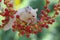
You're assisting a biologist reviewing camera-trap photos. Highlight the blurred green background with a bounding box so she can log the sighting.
[0,0,60,40]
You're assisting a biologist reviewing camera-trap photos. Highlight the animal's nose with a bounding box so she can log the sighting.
[32,15,35,17]
[28,18,31,20]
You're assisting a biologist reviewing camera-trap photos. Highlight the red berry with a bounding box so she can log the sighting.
[0,0,2,2]
[40,24,45,27]
[16,15,20,18]
[29,30,32,33]
[54,8,57,11]
[45,25,49,29]
[2,20,5,23]
[8,4,13,7]
[12,29,15,32]
[34,31,38,34]
[46,9,50,13]
[21,31,25,35]
[5,18,9,21]
[3,11,9,16]
[44,6,47,9]
[40,18,44,21]
[12,25,16,28]
[41,10,45,14]
[17,25,23,30]
[46,0,50,4]
[51,19,55,22]
[54,5,57,8]
[54,5,57,11]
[44,13,48,17]
[40,23,46,27]
[26,26,31,30]
[39,29,42,32]
[14,11,17,14]
[4,1,7,4]
[5,8,8,11]
[10,15,14,18]
[48,21,53,24]
[55,11,59,15]
[26,34,30,38]
[57,4,60,7]
[45,16,51,20]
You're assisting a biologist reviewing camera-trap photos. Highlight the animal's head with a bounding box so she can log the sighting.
[25,6,38,19]
[15,6,38,22]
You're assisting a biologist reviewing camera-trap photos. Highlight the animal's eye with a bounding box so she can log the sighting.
[32,15,35,17]
[27,6,29,8]
[28,12,31,14]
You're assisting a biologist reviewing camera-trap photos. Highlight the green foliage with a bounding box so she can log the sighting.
[0,0,60,40]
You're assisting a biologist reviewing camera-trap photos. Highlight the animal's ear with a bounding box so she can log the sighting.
[26,6,33,10]
[34,9,38,12]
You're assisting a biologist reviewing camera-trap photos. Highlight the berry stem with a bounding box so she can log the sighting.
[59,0,60,3]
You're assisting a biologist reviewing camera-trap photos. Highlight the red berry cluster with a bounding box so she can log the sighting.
[11,0,56,37]
[38,0,55,28]
[53,3,60,17]
[0,0,16,28]
[0,0,59,38]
